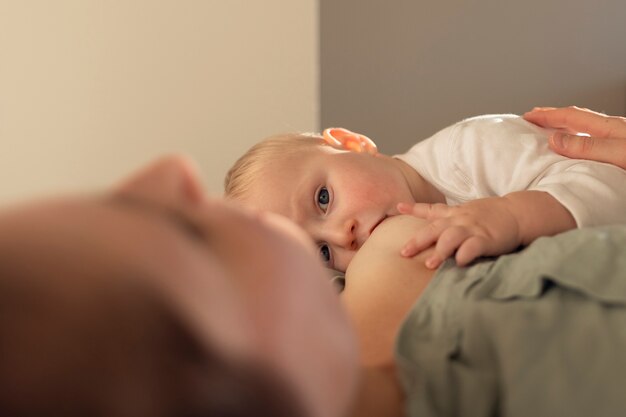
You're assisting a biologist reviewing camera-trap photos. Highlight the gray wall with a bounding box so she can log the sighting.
[321,0,626,154]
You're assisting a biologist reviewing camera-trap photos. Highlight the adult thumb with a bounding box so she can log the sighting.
[549,131,626,169]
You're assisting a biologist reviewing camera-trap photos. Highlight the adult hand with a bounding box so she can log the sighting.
[523,106,626,169]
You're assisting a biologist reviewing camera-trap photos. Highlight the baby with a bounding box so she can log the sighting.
[225,114,626,272]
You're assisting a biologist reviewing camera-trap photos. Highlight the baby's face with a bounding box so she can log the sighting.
[241,146,416,272]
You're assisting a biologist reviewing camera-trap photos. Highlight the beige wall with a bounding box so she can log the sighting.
[321,0,626,155]
[0,1,319,202]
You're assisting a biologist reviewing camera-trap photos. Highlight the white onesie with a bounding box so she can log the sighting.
[395,114,626,227]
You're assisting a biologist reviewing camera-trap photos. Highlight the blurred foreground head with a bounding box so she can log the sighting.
[0,255,299,417]
[0,156,358,417]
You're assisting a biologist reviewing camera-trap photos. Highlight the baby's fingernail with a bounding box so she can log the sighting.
[425,258,437,269]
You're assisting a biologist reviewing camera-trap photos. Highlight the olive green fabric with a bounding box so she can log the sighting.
[396,226,626,417]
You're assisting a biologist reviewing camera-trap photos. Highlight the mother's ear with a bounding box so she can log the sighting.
[322,127,378,155]
[113,154,205,208]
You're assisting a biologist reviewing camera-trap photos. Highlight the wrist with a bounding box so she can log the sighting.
[503,191,576,245]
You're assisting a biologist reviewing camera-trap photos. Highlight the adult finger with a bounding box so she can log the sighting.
[549,132,626,170]
[523,106,598,132]
[524,106,626,139]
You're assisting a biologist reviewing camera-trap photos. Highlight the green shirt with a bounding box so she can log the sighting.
[396,226,626,417]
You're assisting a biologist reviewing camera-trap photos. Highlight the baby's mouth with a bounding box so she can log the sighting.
[369,215,388,236]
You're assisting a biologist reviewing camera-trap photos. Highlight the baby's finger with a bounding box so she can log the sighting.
[426,226,471,268]
[400,222,443,257]
[455,236,488,266]
[397,202,451,220]
[424,256,443,269]
[397,202,415,214]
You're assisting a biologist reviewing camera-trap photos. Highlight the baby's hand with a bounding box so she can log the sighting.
[398,198,523,269]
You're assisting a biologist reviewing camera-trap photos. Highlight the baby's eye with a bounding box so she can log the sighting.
[316,187,330,212]
[319,243,332,266]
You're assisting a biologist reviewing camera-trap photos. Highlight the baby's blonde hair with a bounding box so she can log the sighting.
[224,132,324,200]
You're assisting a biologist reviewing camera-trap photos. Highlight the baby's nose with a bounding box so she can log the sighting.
[331,218,358,250]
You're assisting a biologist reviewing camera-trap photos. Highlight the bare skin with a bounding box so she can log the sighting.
[344,215,437,367]
[343,215,439,417]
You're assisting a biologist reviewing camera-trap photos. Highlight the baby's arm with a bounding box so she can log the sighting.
[399,190,576,269]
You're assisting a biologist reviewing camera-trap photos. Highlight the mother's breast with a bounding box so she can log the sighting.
[342,215,437,366]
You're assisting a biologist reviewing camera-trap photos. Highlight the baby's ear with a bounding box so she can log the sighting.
[322,127,378,155]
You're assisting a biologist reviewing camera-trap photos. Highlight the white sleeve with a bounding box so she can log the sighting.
[529,161,626,227]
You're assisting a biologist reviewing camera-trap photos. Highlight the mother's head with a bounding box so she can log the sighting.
[0,156,358,417]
